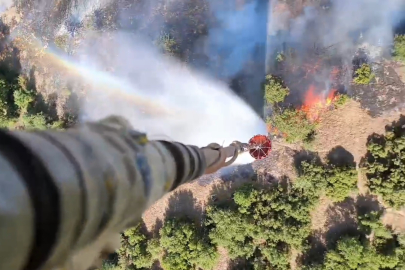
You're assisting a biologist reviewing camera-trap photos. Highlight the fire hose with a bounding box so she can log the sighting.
[0,115,272,270]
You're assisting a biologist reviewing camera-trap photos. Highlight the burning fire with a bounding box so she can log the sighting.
[267,123,287,138]
[299,85,338,122]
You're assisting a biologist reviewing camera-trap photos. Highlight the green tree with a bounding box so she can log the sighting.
[321,237,403,270]
[364,126,405,209]
[324,165,358,202]
[294,161,328,200]
[0,79,11,116]
[13,75,35,114]
[13,88,35,114]
[305,211,405,270]
[295,161,357,203]
[358,211,393,247]
[353,64,375,85]
[263,75,290,106]
[100,262,121,270]
[269,108,317,143]
[157,33,179,57]
[119,223,156,269]
[160,218,218,270]
[55,34,69,50]
[207,183,315,270]
[393,35,405,62]
[20,113,48,130]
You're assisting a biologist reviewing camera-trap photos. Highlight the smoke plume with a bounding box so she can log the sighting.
[267,0,405,69]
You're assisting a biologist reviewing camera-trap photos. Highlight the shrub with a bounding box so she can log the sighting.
[119,223,156,269]
[358,211,393,247]
[207,183,315,270]
[294,161,328,200]
[324,165,358,202]
[157,33,179,57]
[20,113,48,130]
[295,161,357,203]
[119,218,217,270]
[0,79,11,116]
[305,211,405,269]
[100,262,121,270]
[206,206,256,259]
[14,88,35,114]
[393,35,405,62]
[364,127,405,209]
[263,75,290,106]
[320,236,403,270]
[160,218,218,270]
[55,34,69,50]
[50,120,65,130]
[276,52,286,62]
[269,108,317,143]
[0,116,14,128]
[13,75,36,114]
[353,64,375,85]
[334,93,350,107]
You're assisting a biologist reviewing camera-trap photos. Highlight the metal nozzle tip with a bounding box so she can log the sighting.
[231,141,249,153]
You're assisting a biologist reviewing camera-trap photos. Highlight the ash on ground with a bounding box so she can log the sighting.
[351,62,405,117]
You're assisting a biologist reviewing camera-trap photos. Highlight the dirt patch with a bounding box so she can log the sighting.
[214,247,230,270]
[393,61,405,84]
[383,210,405,234]
[312,100,405,165]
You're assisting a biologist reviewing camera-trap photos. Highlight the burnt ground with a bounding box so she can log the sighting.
[351,62,405,117]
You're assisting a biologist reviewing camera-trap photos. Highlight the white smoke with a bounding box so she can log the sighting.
[69,0,113,21]
[268,0,405,62]
[0,0,13,13]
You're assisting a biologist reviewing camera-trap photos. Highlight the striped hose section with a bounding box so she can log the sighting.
[0,117,206,270]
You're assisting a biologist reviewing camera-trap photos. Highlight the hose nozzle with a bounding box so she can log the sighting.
[230,141,250,153]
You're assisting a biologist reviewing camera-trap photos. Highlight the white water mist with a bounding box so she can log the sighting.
[73,33,266,164]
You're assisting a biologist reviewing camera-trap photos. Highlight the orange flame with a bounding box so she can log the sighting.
[267,123,287,138]
[300,85,337,122]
